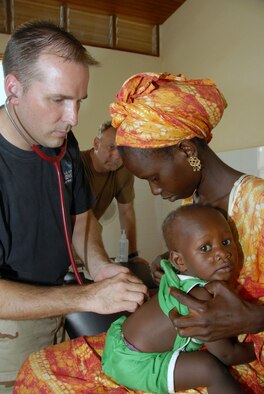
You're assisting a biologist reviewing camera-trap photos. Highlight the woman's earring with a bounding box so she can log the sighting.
[188,156,201,172]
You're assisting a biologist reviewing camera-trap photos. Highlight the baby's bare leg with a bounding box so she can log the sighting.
[174,351,243,394]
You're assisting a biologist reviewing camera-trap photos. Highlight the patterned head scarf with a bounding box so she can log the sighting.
[110,72,227,148]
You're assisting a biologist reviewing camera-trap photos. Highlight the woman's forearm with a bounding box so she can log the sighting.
[243,301,264,334]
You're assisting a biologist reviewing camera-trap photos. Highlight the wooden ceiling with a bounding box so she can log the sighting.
[68,0,187,25]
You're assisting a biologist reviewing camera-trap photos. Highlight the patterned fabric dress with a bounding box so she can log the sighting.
[14,175,264,394]
[225,175,264,393]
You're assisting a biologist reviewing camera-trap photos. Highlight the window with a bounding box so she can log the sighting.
[0,0,159,56]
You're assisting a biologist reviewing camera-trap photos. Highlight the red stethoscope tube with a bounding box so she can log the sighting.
[32,141,84,285]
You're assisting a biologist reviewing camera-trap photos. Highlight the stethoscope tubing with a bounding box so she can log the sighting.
[54,160,83,285]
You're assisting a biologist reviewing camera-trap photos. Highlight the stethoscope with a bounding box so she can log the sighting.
[4,96,83,285]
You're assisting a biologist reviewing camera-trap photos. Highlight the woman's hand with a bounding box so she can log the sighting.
[169,281,263,342]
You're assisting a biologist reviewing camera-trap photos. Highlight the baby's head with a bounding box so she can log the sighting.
[162,205,238,282]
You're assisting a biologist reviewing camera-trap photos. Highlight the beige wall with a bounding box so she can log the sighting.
[161,0,264,152]
[1,0,263,260]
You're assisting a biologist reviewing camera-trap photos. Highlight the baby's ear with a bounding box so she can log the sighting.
[169,250,187,272]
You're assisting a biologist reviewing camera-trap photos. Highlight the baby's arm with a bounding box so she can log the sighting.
[190,286,256,366]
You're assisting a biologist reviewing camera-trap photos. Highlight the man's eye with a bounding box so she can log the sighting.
[223,239,231,246]
[200,244,211,252]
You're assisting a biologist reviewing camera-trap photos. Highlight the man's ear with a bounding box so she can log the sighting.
[5,74,22,105]
[177,139,198,159]
[93,137,100,151]
[169,250,187,272]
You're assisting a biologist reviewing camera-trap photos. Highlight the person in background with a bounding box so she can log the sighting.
[0,21,147,392]
[109,71,263,392]
[81,121,139,261]
[102,205,255,393]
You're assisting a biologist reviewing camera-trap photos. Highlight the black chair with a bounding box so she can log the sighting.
[65,310,130,338]
[65,261,157,338]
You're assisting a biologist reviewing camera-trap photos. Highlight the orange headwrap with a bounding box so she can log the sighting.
[110,72,227,148]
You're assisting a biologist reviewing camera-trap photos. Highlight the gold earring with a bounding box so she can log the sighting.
[188,156,201,172]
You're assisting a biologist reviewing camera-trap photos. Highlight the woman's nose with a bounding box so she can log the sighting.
[149,182,162,195]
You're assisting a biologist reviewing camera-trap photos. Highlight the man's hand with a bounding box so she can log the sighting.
[85,271,148,314]
[93,263,130,282]
[169,281,259,342]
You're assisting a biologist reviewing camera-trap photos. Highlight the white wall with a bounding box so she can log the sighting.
[0,62,5,105]
[161,0,264,152]
[0,34,9,105]
[217,146,264,179]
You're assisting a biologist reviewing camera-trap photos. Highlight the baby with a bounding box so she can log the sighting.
[102,205,255,394]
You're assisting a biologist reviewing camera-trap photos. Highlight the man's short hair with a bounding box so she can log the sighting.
[98,120,115,137]
[3,19,98,91]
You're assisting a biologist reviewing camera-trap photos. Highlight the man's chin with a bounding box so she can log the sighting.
[105,163,122,171]
[46,137,66,149]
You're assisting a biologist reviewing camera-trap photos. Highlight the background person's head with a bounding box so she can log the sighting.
[110,72,227,200]
[93,120,123,172]
[162,205,238,283]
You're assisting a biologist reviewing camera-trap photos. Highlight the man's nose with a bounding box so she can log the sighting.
[110,148,121,159]
[63,102,79,127]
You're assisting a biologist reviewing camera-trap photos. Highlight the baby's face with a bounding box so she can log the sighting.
[173,210,239,282]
